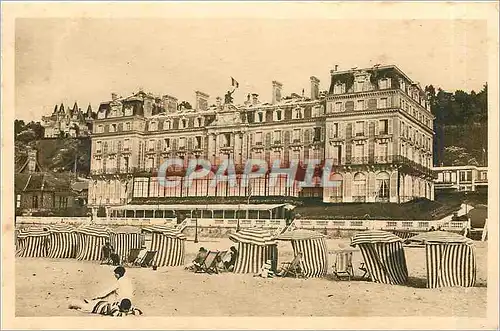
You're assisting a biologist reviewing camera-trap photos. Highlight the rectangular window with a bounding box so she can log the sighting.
[355,144,364,157]
[356,100,364,111]
[313,127,321,142]
[444,172,451,182]
[257,112,264,123]
[123,139,130,151]
[379,119,388,135]
[333,123,339,138]
[16,194,21,208]
[273,130,282,143]
[179,137,186,148]
[355,81,364,92]
[163,138,170,149]
[255,132,263,145]
[96,141,102,153]
[274,109,283,121]
[334,102,342,112]
[355,121,364,136]
[379,98,387,108]
[292,129,301,142]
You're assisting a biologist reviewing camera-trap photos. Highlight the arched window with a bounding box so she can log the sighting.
[353,172,366,200]
[376,172,390,200]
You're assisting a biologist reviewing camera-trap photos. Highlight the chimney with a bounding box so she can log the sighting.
[310,76,320,100]
[272,81,283,104]
[162,95,178,113]
[195,91,210,111]
[27,148,38,173]
[252,93,259,105]
[111,93,118,101]
[334,65,339,72]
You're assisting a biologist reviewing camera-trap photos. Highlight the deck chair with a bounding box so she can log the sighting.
[277,252,305,278]
[217,250,230,272]
[125,248,142,267]
[332,251,354,281]
[136,250,156,268]
[195,251,220,274]
[359,262,370,279]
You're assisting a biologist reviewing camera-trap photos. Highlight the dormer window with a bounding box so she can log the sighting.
[111,124,117,132]
[293,107,303,119]
[195,117,203,127]
[256,111,265,123]
[354,80,364,92]
[97,125,104,133]
[125,122,131,131]
[97,111,106,119]
[274,109,283,121]
[164,121,171,130]
[333,82,346,95]
[149,121,157,131]
[124,104,134,116]
[379,78,391,89]
[181,119,187,129]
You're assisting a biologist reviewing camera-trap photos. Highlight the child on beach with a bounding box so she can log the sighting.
[254,260,275,278]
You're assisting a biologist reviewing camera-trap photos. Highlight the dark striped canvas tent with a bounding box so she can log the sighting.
[142,226,186,267]
[16,227,50,258]
[47,224,77,259]
[405,231,476,288]
[110,230,145,262]
[391,230,419,240]
[351,230,409,285]
[276,230,328,278]
[229,228,278,274]
[74,225,110,261]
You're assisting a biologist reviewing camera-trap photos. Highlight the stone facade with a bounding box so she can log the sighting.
[88,65,435,209]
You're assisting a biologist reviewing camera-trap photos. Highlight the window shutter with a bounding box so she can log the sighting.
[117,140,122,153]
[345,123,352,139]
[304,129,311,144]
[172,138,178,150]
[265,132,271,147]
[304,106,312,118]
[364,122,369,137]
[158,121,163,131]
[345,101,354,112]
[321,127,325,141]
[388,118,393,135]
[284,130,291,145]
[187,137,193,150]
[118,123,123,132]
[250,133,254,146]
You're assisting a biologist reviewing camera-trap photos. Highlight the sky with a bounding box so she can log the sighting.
[15,18,488,121]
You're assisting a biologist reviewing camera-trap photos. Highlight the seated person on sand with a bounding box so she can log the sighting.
[69,266,138,315]
[223,246,238,272]
[184,247,208,271]
[254,260,275,278]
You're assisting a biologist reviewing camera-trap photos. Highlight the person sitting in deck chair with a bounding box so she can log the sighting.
[223,246,238,272]
[254,260,275,278]
[101,241,115,265]
[185,247,208,271]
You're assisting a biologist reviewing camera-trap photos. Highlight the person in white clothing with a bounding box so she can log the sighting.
[92,266,134,302]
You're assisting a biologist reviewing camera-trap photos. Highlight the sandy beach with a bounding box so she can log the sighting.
[15,238,488,317]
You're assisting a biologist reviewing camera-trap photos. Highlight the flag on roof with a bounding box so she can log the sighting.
[231,77,239,88]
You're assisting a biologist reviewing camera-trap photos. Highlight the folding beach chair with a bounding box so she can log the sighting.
[332,251,354,281]
[217,250,230,272]
[195,250,220,275]
[135,250,156,268]
[359,262,370,279]
[277,252,305,278]
[125,248,142,267]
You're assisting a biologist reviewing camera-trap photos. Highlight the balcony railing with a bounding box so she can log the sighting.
[352,196,366,203]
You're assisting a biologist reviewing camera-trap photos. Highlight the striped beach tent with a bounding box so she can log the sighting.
[276,229,328,278]
[229,228,278,274]
[47,224,78,259]
[351,230,409,285]
[74,225,110,261]
[142,226,186,267]
[110,228,145,262]
[15,227,50,258]
[405,231,476,288]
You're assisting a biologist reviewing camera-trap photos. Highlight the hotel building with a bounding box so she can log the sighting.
[88,65,435,213]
